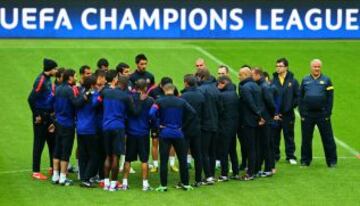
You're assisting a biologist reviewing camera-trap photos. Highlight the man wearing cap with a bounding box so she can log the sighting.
[28,58,58,180]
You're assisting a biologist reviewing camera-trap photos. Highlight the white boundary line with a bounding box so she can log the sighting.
[194,45,360,159]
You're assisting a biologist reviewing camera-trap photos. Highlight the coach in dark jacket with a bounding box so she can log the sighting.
[239,68,265,180]
[299,59,337,167]
[197,69,223,184]
[181,74,205,185]
[272,58,299,164]
[253,68,276,176]
[217,76,240,180]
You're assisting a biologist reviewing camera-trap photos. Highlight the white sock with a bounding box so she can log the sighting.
[59,173,66,183]
[119,155,125,170]
[187,155,192,164]
[153,160,159,168]
[143,179,149,188]
[110,181,117,189]
[122,179,128,186]
[216,160,221,167]
[169,156,175,167]
[52,170,60,182]
[104,178,110,188]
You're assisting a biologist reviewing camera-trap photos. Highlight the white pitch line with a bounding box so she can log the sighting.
[194,46,360,159]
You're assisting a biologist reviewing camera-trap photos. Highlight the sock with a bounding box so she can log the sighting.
[52,170,60,182]
[110,181,117,189]
[169,156,175,167]
[119,155,125,170]
[216,160,221,167]
[143,179,149,188]
[59,173,66,183]
[123,179,128,186]
[153,160,159,168]
[104,178,110,188]
[187,155,192,164]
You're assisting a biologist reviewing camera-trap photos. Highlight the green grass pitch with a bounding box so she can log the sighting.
[0,40,359,206]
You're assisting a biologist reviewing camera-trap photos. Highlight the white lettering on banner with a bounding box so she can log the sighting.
[119,8,137,30]
[163,8,179,30]
[139,8,160,30]
[229,8,243,30]
[22,8,37,30]
[256,8,359,31]
[100,8,117,30]
[189,8,208,31]
[81,8,97,30]
[0,8,18,29]
[0,7,358,32]
[55,8,72,30]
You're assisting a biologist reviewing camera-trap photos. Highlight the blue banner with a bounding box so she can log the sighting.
[0,0,359,39]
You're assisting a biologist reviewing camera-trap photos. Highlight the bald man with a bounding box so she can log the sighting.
[195,58,207,71]
[299,59,337,168]
[238,67,265,180]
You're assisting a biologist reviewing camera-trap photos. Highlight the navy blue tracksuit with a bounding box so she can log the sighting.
[149,95,196,186]
[239,78,264,177]
[272,71,299,161]
[198,80,223,178]
[218,84,240,177]
[299,74,337,166]
[257,78,276,172]
[76,87,99,181]
[28,73,55,172]
[54,83,86,162]
[181,86,205,182]
[125,94,155,163]
[100,86,142,156]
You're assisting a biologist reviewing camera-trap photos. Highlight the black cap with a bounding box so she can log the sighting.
[43,58,58,71]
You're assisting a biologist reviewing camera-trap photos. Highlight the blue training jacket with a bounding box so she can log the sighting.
[149,95,196,139]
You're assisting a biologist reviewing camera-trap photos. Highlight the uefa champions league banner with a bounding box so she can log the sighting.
[0,0,359,39]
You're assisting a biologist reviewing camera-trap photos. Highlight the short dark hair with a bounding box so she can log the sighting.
[56,67,65,78]
[135,79,147,91]
[196,68,210,80]
[252,67,264,76]
[95,69,106,78]
[184,74,197,87]
[276,58,289,67]
[83,75,97,90]
[218,76,231,84]
[116,62,130,74]
[160,77,173,87]
[135,54,147,64]
[63,69,76,82]
[106,70,118,82]
[97,58,109,69]
[118,75,128,88]
[240,64,251,69]
[79,65,90,74]
[162,83,175,92]
[218,65,229,72]
[263,71,270,80]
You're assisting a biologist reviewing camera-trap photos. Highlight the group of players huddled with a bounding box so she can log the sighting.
[28,54,337,192]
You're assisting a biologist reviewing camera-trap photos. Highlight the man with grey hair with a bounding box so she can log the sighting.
[299,59,337,168]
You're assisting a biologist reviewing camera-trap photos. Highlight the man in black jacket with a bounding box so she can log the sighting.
[299,59,337,167]
[253,68,276,177]
[238,67,265,180]
[217,76,240,181]
[181,74,205,187]
[272,58,299,165]
[28,58,58,180]
[197,69,223,184]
